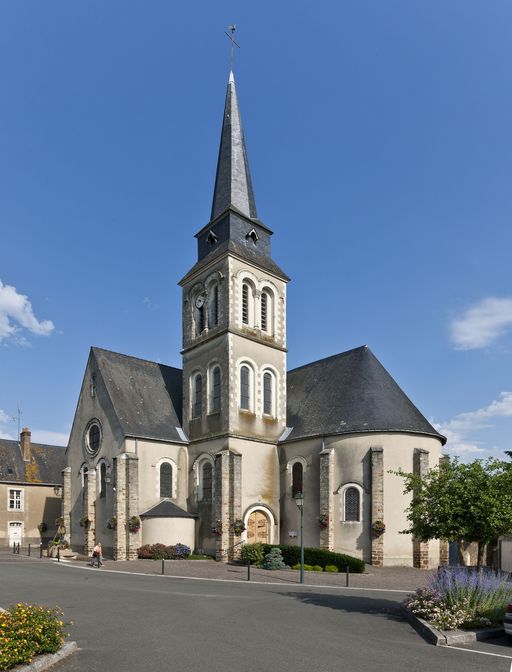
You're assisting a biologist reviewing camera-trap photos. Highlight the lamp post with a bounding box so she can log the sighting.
[294,491,304,584]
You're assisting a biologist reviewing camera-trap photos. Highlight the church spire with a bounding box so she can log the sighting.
[210,70,258,221]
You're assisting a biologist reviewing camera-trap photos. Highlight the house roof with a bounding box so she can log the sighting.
[285,345,446,444]
[140,499,196,518]
[91,347,185,444]
[0,439,66,485]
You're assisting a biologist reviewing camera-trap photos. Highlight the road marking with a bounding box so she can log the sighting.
[47,561,411,592]
[442,645,512,661]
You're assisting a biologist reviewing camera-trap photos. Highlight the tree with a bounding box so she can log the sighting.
[393,457,512,566]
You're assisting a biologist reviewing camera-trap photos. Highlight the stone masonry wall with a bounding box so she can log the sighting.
[62,467,71,544]
[114,455,127,560]
[413,449,430,569]
[85,468,96,554]
[214,449,242,561]
[371,447,384,566]
[319,447,334,550]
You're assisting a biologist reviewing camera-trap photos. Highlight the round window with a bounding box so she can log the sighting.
[84,421,102,458]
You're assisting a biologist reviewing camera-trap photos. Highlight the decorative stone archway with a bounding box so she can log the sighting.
[243,505,276,546]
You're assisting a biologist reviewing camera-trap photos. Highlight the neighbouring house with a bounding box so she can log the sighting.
[0,428,66,548]
[64,68,446,567]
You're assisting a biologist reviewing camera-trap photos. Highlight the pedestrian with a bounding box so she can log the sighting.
[90,542,104,567]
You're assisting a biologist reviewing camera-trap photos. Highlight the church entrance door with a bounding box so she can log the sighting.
[246,510,270,544]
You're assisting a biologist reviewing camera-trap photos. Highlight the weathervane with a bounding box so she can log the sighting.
[224,24,240,71]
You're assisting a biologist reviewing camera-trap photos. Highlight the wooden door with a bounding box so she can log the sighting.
[247,511,269,544]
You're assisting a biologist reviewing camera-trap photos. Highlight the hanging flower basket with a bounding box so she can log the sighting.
[230,519,246,535]
[318,513,329,529]
[211,520,223,536]
[37,522,47,534]
[371,520,386,536]
[107,516,117,530]
[79,516,91,528]
[127,516,141,534]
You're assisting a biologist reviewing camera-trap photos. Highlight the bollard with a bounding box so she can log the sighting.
[97,554,101,569]
[345,566,350,587]
[28,544,31,557]
[57,546,60,562]
[12,543,15,554]
[39,543,43,559]
[247,561,251,581]
[17,542,20,555]
[161,559,165,575]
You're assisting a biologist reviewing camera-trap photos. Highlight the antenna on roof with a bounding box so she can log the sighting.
[9,406,22,445]
[224,24,240,72]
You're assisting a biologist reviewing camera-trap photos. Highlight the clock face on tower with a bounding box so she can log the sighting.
[195,294,205,309]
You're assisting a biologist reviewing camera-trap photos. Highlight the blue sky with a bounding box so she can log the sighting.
[0,1,511,458]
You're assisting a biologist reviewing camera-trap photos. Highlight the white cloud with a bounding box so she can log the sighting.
[451,297,512,350]
[0,410,15,439]
[143,297,159,312]
[0,410,68,445]
[31,429,69,446]
[435,391,512,457]
[0,280,54,344]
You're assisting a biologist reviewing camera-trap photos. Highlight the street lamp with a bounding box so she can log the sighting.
[294,491,304,584]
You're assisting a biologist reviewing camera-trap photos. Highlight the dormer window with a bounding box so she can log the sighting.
[246,229,258,244]
[207,230,218,246]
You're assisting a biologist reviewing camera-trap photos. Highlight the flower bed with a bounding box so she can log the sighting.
[137,543,191,560]
[0,603,67,670]
[405,567,512,631]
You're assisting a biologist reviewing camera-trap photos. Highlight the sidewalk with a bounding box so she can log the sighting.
[81,556,433,592]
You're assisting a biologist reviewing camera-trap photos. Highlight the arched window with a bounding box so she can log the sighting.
[210,366,221,412]
[261,290,273,333]
[192,373,203,418]
[209,284,219,328]
[196,303,205,336]
[160,462,173,498]
[81,465,88,502]
[242,283,250,325]
[201,462,213,501]
[263,371,273,415]
[292,462,303,497]
[240,365,251,410]
[99,462,107,498]
[344,487,361,522]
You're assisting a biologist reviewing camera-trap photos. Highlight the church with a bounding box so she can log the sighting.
[64,69,446,568]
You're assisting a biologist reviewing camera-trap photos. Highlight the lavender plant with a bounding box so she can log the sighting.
[405,567,512,630]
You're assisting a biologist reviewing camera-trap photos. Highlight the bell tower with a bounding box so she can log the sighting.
[179,70,289,559]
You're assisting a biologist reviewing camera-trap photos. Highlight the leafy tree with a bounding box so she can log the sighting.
[393,458,512,566]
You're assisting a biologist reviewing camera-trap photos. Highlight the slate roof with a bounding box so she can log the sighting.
[180,237,289,285]
[285,345,446,444]
[211,71,258,221]
[0,438,66,484]
[140,499,197,518]
[91,348,184,443]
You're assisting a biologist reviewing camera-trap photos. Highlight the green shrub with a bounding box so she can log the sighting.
[241,543,264,565]
[261,545,365,573]
[263,547,288,570]
[303,564,314,571]
[325,565,338,573]
[312,565,323,572]
[0,603,66,670]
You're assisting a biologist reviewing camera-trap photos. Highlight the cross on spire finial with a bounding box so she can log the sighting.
[224,24,240,72]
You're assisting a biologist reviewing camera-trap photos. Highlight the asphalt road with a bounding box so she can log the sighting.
[1,556,511,672]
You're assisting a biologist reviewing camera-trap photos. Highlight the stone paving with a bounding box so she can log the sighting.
[0,546,434,591]
[79,556,433,591]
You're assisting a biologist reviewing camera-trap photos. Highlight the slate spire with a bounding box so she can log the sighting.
[210,70,258,221]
